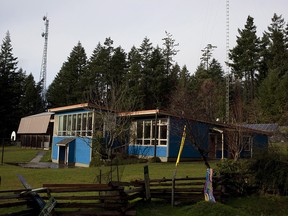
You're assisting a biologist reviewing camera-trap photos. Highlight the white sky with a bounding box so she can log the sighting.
[1,0,288,86]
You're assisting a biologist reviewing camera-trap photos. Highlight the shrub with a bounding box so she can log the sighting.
[248,151,288,195]
[216,159,253,196]
[149,156,162,163]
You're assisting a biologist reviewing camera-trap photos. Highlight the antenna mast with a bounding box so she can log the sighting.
[40,15,49,105]
[225,0,230,123]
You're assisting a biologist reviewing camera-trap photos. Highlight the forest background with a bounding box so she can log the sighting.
[0,13,287,138]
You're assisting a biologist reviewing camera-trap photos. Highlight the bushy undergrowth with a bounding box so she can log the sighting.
[216,151,288,196]
[90,153,148,167]
[216,159,253,196]
[249,151,288,195]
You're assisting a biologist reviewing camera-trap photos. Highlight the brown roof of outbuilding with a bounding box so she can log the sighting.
[17,112,53,134]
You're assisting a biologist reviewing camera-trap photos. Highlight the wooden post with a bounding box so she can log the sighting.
[116,164,119,182]
[171,171,176,207]
[144,165,151,201]
[1,139,4,165]
[99,169,102,184]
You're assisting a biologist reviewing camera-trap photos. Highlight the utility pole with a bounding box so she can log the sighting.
[225,0,230,123]
[40,15,49,107]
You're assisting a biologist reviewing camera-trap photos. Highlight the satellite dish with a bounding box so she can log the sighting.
[11,131,16,141]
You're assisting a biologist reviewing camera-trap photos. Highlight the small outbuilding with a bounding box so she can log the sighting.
[17,112,54,149]
[48,103,98,167]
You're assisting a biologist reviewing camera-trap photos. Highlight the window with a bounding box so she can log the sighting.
[58,115,64,136]
[57,112,93,137]
[242,136,251,151]
[131,119,168,145]
[72,114,76,135]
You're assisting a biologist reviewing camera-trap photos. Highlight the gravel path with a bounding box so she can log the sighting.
[30,151,46,163]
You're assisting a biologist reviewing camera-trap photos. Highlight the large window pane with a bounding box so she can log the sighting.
[58,116,63,136]
[137,121,143,139]
[63,115,67,131]
[88,112,92,131]
[144,121,151,139]
[67,115,72,135]
[82,113,87,136]
[72,114,76,130]
[76,114,81,136]
[63,115,67,136]
[160,125,167,139]
[87,112,92,136]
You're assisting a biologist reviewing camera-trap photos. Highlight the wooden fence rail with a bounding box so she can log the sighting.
[0,175,222,215]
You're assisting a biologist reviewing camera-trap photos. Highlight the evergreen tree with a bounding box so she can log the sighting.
[200,44,217,71]
[82,42,103,101]
[0,32,25,137]
[20,73,44,116]
[138,37,154,109]
[190,45,225,122]
[258,14,288,122]
[162,32,179,104]
[258,34,270,83]
[83,38,128,106]
[110,46,127,88]
[229,16,260,102]
[47,41,87,107]
[126,46,144,109]
[171,63,181,88]
[162,31,179,75]
[148,46,166,108]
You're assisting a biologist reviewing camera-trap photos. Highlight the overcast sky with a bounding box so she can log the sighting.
[1,0,288,86]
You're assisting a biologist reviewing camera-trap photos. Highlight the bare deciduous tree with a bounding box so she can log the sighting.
[88,82,137,160]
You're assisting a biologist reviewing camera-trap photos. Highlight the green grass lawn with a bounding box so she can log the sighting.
[0,146,212,189]
[1,146,288,216]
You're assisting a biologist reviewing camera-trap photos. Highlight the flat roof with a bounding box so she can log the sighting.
[118,109,171,117]
[48,103,90,112]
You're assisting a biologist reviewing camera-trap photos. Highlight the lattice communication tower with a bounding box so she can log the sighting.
[40,16,49,105]
[225,0,230,123]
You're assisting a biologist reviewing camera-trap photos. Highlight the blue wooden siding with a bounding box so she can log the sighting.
[253,134,268,149]
[215,149,228,158]
[128,145,167,157]
[168,118,209,159]
[74,137,91,165]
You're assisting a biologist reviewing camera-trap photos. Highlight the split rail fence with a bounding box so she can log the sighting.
[0,164,223,216]
[0,177,222,215]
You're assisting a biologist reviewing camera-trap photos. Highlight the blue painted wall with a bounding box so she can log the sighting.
[68,140,75,163]
[74,137,91,165]
[52,107,93,166]
[253,134,268,149]
[168,118,209,159]
[127,117,213,160]
[128,145,167,157]
[52,136,91,165]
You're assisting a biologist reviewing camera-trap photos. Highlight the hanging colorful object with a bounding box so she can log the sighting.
[204,168,216,202]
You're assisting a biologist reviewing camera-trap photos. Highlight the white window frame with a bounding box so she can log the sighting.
[131,118,168,146]
[57,112,93,137]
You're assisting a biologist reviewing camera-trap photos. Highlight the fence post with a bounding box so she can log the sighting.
[1,138,4,165]
[171,175,175,207]
[144,165,151,201]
